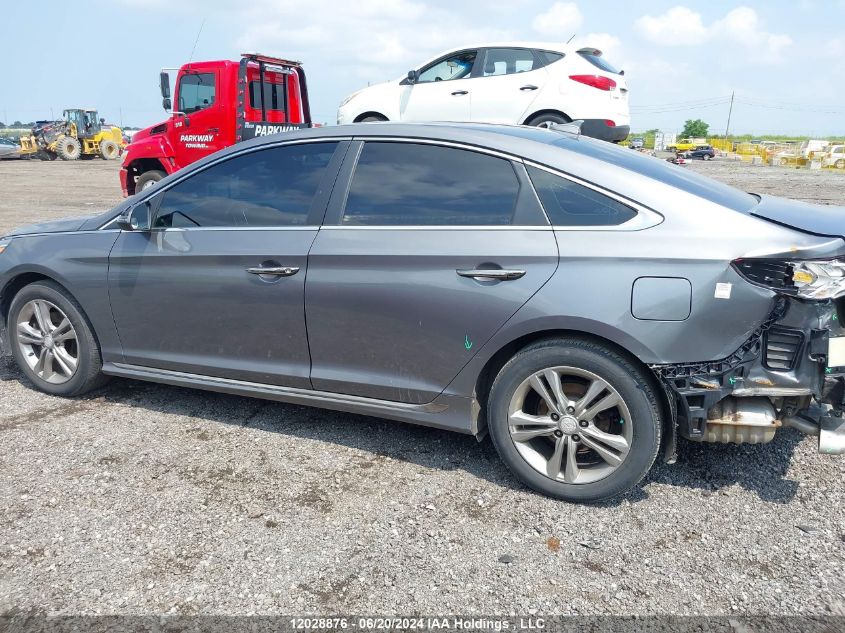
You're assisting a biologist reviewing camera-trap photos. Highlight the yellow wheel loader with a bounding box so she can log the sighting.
[19,109,124,161]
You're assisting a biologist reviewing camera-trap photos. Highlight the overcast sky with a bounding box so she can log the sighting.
[2,0,843,135]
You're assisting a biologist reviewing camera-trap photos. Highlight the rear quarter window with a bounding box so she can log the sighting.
[528,166,636,226]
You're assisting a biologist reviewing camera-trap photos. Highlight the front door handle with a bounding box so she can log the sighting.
[246,266,300,277]
[520,85,539,91]
[451,90,469,96]
[457,269,526,281]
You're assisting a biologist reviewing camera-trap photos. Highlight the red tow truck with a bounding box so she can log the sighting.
[120,53,312,196]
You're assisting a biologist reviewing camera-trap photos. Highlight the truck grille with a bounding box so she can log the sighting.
[764,327,804,370]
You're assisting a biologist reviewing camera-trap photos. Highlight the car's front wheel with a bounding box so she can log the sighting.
[487,338,662,502]
[8,281,108,397]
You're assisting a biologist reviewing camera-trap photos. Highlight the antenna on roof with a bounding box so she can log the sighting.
[188,17,206,63]
[566,33,576,44]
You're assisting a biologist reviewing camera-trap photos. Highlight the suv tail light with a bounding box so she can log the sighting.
[569,74,617,91]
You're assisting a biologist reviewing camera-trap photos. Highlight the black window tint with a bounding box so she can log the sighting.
[344,143,519,226]
[249,80,286,113]
[535,50,564,67]
[178,73,216,114]
[154,142,338,228]
[528,166,636,226]
[482,48,537,76]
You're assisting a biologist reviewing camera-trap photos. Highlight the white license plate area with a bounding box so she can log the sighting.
[829,337,845,367]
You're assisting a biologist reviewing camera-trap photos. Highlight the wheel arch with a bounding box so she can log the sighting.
[522,109,571,126]
[470,327,676,461]
[125,158,168,195]
[353,111,389,123]
[0,272,65,354]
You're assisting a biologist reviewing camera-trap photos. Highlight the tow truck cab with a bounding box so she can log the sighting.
[120,53,311,196]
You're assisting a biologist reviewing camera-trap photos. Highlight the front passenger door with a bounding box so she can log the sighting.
[108,141,347,387]
[400,50,477,122]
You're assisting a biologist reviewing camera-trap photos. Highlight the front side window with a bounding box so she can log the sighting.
[153,142,339,228]
[249,80,287,113]
[528,166,637,227]
[343,142,519,226]
[178,73,216,114]
[417,51,477,83]
[482,48,537,76]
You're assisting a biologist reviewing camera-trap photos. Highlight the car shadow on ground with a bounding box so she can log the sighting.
[0,356,805,505]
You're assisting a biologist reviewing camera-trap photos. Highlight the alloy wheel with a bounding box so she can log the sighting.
[507,366,633,484]
[16,299,79,384]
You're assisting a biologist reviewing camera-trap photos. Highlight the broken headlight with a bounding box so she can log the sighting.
[734,258,845,300]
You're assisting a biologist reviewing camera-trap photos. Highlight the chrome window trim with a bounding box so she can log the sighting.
[523,160,664,231]
[98,136,351,230]
[320,225,553,231]
[349,135,520,162]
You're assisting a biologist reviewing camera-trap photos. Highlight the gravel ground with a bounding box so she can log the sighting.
[0,157,844,617]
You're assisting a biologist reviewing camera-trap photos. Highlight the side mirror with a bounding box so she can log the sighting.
[159,72,171,99]
[406,69,419,84]
[117,201,152,231]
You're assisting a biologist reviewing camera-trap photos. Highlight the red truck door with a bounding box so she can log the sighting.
[172,69,227,166]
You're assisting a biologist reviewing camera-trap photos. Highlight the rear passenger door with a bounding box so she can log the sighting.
[305,140,559,404]
[469,48,549,124]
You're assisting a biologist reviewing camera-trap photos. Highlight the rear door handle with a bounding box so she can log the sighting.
[246,266,300,277]
[520,85,538,91]
[451,90,469,96]
[457,269,526,281]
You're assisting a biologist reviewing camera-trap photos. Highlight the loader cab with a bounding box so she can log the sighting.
[64,109,101,138]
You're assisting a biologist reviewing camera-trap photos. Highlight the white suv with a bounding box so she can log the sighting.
[337,42,630,142]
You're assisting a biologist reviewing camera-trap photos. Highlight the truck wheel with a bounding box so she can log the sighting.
[487,338,662,502]
[99,140,120,160]
[135,170,166,192]
[526,113,570,127]
[8,281,109,397]
[836,159,845,169]
[55,137,81,161]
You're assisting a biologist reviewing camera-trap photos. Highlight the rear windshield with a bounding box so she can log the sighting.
[578,50,619,74]
[548,134,758,213]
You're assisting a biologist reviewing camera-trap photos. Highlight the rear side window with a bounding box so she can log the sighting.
[153,142,339,228]
[577,49,620,74]
[249,80,287,113]
[534,50,564,67]
[528,166,636,226]
[343,143,519,226]
[482,48,538,76]
[178,73,216,114]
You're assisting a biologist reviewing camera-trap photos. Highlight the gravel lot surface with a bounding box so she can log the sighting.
[0,157,844,616]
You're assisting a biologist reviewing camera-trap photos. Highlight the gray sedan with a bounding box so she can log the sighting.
[1,123,843,502]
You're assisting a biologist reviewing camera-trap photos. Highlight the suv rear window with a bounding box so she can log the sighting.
[577,49,619,74]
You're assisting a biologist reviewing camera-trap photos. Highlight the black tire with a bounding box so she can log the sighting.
[357,115,388,123]
[525,112,570,127]
[99,139,120,160]
[487,338,662,503]
[135,169,165,192]
[836,159,845,169]
[8,281,109,397]
[55,136,81,160]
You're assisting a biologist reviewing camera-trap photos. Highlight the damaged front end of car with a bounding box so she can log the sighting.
[652,255,845,457]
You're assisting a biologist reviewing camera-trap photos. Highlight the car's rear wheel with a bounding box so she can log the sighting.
[9,281,108,397]
[836,159,845,169]
[703,153,712,161]
[358,115,388,123]
[487,338,661,502]
[526,112,570,127]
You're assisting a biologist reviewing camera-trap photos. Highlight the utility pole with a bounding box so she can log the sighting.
[724,90,734,139]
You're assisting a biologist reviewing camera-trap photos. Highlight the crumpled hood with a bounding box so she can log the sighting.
[4,215,93,238]
[752,194,845,239]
